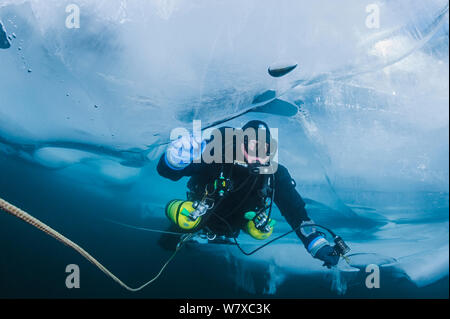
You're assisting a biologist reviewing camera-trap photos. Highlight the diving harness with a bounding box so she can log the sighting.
[166,164,350,261]
[166,165,276,241]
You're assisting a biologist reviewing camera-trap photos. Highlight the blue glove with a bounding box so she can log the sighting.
[165,134,206,170]
[306,233,340,268]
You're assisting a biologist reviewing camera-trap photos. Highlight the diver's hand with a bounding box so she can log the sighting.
[315,244,340,268]
[306,233,339,268]
[165,134,205,170]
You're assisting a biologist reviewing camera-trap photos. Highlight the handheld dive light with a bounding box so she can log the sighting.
[332,236,350,256]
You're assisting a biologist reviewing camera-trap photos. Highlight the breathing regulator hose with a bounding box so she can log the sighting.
[0,197,191,292]
[212,211,350,260]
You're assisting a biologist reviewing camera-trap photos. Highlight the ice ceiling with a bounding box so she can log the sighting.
[0,0,448,191]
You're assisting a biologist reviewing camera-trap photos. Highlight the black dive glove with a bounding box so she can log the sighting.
[304,231,340,268]
[314,244,340,268]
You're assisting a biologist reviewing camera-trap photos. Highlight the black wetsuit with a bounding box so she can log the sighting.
[157,127,312,248]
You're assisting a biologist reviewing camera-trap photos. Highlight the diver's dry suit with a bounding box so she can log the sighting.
[156,126,313,250]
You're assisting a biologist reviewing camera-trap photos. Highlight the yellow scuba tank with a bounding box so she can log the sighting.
[244,211,276,240]
[165,200,201,230]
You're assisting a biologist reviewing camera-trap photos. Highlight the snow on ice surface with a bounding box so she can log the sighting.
[0,0,448,296]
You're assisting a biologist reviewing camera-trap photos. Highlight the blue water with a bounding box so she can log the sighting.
[1,0,449,298]
[0,150,448,298]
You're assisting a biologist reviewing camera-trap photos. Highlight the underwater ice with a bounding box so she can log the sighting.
[0,0,449,296]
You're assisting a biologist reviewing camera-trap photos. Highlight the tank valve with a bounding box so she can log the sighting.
[190,200,210,220]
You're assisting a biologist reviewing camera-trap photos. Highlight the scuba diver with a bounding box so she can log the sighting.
[157,120,340,268]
